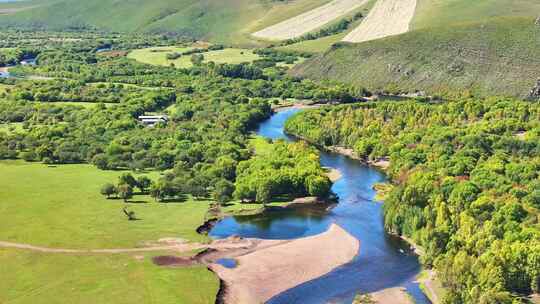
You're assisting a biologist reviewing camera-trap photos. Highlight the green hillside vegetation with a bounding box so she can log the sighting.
[292,17,540,98]
[285,98,540,303]
[0,0,331,45]
[412,0,540,29]
[128,47,260,68]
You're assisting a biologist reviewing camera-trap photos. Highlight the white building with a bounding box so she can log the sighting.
[138,115,169,127]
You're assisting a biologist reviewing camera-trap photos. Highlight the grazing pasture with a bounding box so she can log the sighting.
[0,249,218,304]
[128,47,260,68]
[0,160,211,248]
[411,0,540,29]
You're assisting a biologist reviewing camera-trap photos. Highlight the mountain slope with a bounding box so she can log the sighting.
[292,16,540,98]
[0,0,331,45]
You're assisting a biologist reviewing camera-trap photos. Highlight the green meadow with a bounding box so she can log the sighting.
[128,47,260,68]
[0,249,218,304]
[0,160,211,248]
[0,160,219,304]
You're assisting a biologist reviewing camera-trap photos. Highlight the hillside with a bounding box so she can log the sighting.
[292,17,540,98]
[0,0,332,45]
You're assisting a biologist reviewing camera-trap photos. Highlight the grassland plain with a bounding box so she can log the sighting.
[292,17,540,98]
[0,249,218,304]
[0,160,211,248]
[127,47,260,68]
[411,0,540,29]
[0,160,221,304]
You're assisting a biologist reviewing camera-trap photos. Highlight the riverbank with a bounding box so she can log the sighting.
[209,223,359,304]
[368,287,414,304]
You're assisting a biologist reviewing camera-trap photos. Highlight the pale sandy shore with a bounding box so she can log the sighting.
[253,0,370,40]
[209,224,359,304]
[343,0,417,43]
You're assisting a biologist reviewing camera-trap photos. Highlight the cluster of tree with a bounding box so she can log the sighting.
[3,80,154,103]
[0,30,188,54]
[234,140,332,203]
[285,98,540,303]
[182,44,224,56]
[164,45,226,62]
[165,52,182,60]
[0,48,39,67]
[253,48,311,65]
[101,173,152,202]
[280,11,365,46]
[0,35,363,202]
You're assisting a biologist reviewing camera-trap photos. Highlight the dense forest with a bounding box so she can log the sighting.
[285,99,540,303]
[0,32,358,203]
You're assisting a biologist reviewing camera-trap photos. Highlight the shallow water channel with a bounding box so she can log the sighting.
[209,108,431,304]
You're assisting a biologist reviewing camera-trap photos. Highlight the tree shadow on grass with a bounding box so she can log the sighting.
[126,200,150,204]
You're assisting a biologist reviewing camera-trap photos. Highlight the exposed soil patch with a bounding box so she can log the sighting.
[152,255,198,266]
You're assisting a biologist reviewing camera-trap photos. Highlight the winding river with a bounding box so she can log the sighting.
[210,108,431,304]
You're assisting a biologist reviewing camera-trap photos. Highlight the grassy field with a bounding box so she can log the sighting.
[0,160,211,248]
[128,47,260,68]
[292,16,540,98]
[277,32,348,53]
[412,0,540,29]
[0,160,221,304]
[0,249,218,304]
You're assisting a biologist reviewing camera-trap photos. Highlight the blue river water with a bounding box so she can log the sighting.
[210,108,431,304]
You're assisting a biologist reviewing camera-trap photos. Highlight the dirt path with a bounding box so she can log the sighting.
[343,0,417,43]
[209,224,359,304]
[253,0,370,41]
[0,240,201,254]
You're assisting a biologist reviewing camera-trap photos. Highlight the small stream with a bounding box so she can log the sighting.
[209,108,431,304]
